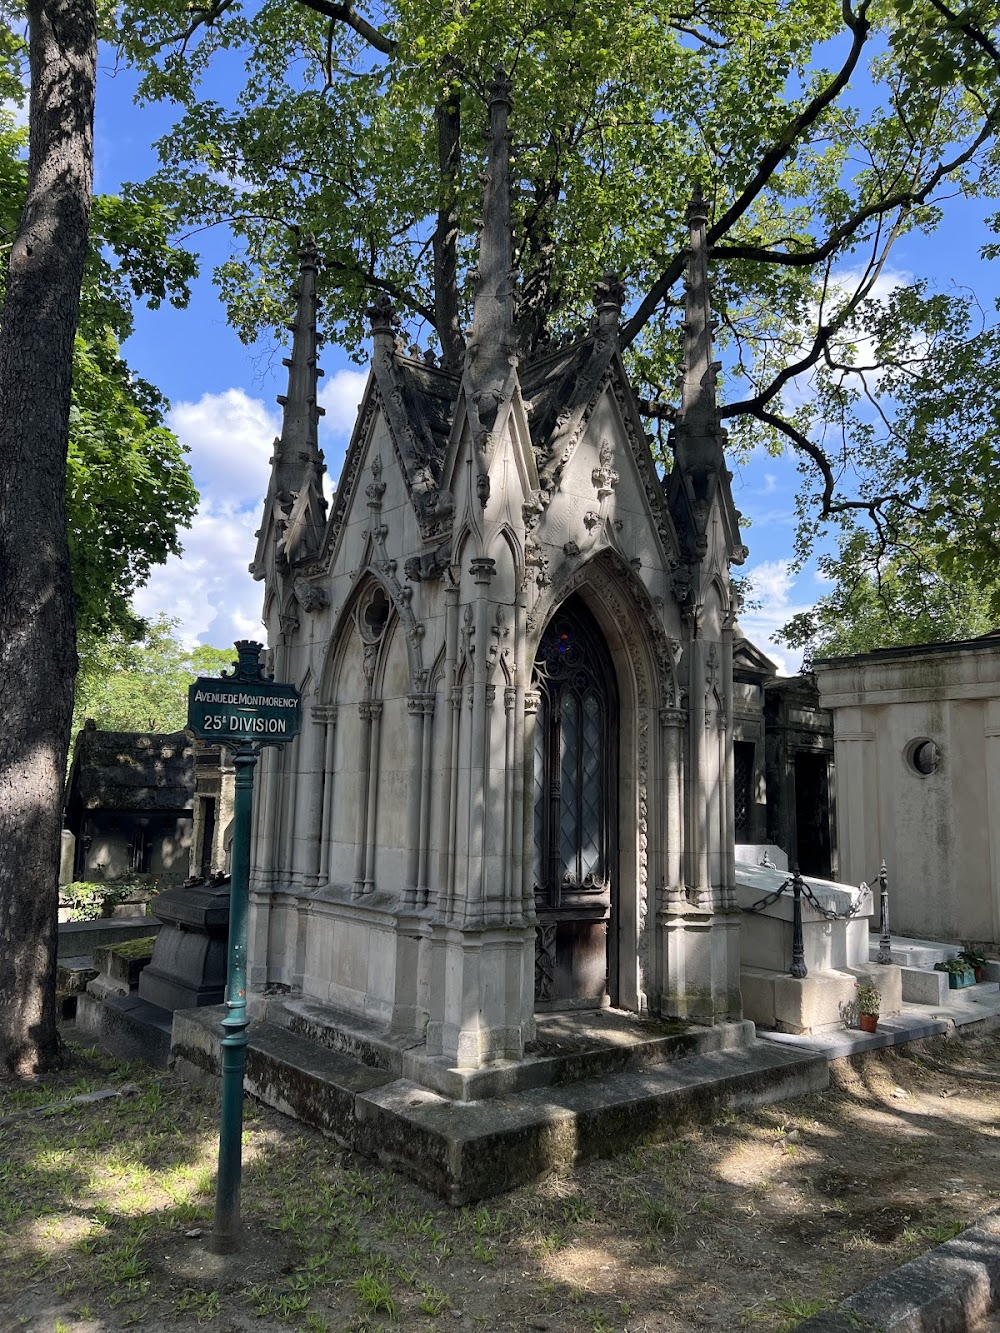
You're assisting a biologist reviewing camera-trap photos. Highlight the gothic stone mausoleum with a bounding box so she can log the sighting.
[247,79,749,1080]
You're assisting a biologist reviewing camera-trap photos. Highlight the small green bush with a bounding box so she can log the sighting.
[856,979,881,1016]
[960,947,989,970]
[60,876,153,921]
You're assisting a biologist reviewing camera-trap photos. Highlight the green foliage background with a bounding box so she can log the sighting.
[72,615,234,736]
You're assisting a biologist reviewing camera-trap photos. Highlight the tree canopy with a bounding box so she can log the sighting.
[72,614,234,735]
[116,0,1000,637]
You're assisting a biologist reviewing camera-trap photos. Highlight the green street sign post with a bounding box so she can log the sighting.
[187,641,301,1255]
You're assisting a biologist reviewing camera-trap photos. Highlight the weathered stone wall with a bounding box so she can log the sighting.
[816,640,1000,945]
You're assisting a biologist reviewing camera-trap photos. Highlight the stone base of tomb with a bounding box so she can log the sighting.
[168,997,829,1204]
[740,963,903,1035]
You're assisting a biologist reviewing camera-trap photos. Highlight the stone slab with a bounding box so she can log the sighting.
[357,1042,829,1204]
[870,934,963,970]
[741,964,902,1035]
[76,991,172,1068]
[170,1008,828,1205]
[901,965,950,1005]
[56,956,99,1019]
[92,938,157,990]
[759,980,1000,1061]
[795,1209,1000,1331]
[57,918,162,960]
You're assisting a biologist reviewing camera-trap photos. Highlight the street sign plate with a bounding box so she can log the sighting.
[188,676,301,746]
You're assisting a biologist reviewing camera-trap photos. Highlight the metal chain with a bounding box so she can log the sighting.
[742,873,871,921]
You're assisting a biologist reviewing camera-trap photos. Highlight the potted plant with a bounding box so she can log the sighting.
[934,957,976,988]
[960,947,989,983]
[856,979,881,1032]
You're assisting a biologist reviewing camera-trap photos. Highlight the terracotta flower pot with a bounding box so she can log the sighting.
[975,967,984,983]
[859,1013,878,1033]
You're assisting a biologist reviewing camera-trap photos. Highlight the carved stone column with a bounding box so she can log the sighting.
[313,705,338,883]
[363,700,383,895]
[404,692,435,909]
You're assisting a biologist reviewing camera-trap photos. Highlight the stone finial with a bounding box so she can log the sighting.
[367,290,400,339]
[275,236,326,468]
[489,65,513,111]
[594,269,624,334]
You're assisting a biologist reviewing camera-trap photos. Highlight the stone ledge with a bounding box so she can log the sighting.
[263,995,758,1101]
[795,1209,1000,1331]
[77,992,172,1068]
[169,1007,828,1205]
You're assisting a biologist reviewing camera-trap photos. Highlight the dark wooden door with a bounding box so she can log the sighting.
[532,596,617,1009]
[794,751,832,878]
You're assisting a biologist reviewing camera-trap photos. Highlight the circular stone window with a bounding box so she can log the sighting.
[905,738,940,776]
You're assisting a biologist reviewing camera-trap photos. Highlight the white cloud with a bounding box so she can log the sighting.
[130,388,282,648]
[135,371,371,650]
[168,388,279,511]
[133,502,264,650]
[738,559,813,676]
[319,366,369,437]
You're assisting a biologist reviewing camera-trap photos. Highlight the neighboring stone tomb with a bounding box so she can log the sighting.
[63,722,233,891]
[730,639,836,878]
[814,633,1000,950]
[64,722,197,889]
[246,74,751,1085]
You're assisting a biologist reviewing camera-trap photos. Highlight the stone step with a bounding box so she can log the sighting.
[263,995,758,1101]
[170,1006,829,1205]
[77,991,173,1069]
[869,936,963,970]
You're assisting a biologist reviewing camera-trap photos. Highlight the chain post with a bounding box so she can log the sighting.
[790,866,807,979]
[876,860,892,966]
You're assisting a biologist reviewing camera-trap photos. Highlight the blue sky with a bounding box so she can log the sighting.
[92,45,1000,675]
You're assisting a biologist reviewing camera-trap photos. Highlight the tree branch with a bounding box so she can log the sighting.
[141,0,236,55]
[719,212,904,419]
[751,406,902,518]
[294,0,397,55]
[713,110,999,268]
[325,257,435,326]
[620,0,872,349]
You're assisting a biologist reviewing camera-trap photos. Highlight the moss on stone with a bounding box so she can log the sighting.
[109,936,158,960]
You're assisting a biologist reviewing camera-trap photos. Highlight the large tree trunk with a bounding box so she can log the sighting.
[0,0,96,1077]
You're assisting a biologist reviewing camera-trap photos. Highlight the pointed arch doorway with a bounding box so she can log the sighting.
[532,594,619,1010]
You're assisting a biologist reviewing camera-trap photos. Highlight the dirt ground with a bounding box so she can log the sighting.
[3,1028,1000,1333]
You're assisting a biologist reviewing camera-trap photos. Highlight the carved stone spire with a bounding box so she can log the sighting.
[672,185,726,481]
[465,68,517,426]
[267,236,328,568]
[273,236,326,496]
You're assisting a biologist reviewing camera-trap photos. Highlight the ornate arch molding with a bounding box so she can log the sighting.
[530,548,682,711]
[320,565,429,705]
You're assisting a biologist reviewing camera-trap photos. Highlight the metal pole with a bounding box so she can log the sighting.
[790,867,807,978]
[210,740,258,1254]
[876,860,892,966]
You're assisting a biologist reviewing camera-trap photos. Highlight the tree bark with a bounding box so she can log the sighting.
[0,0,96,1076]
